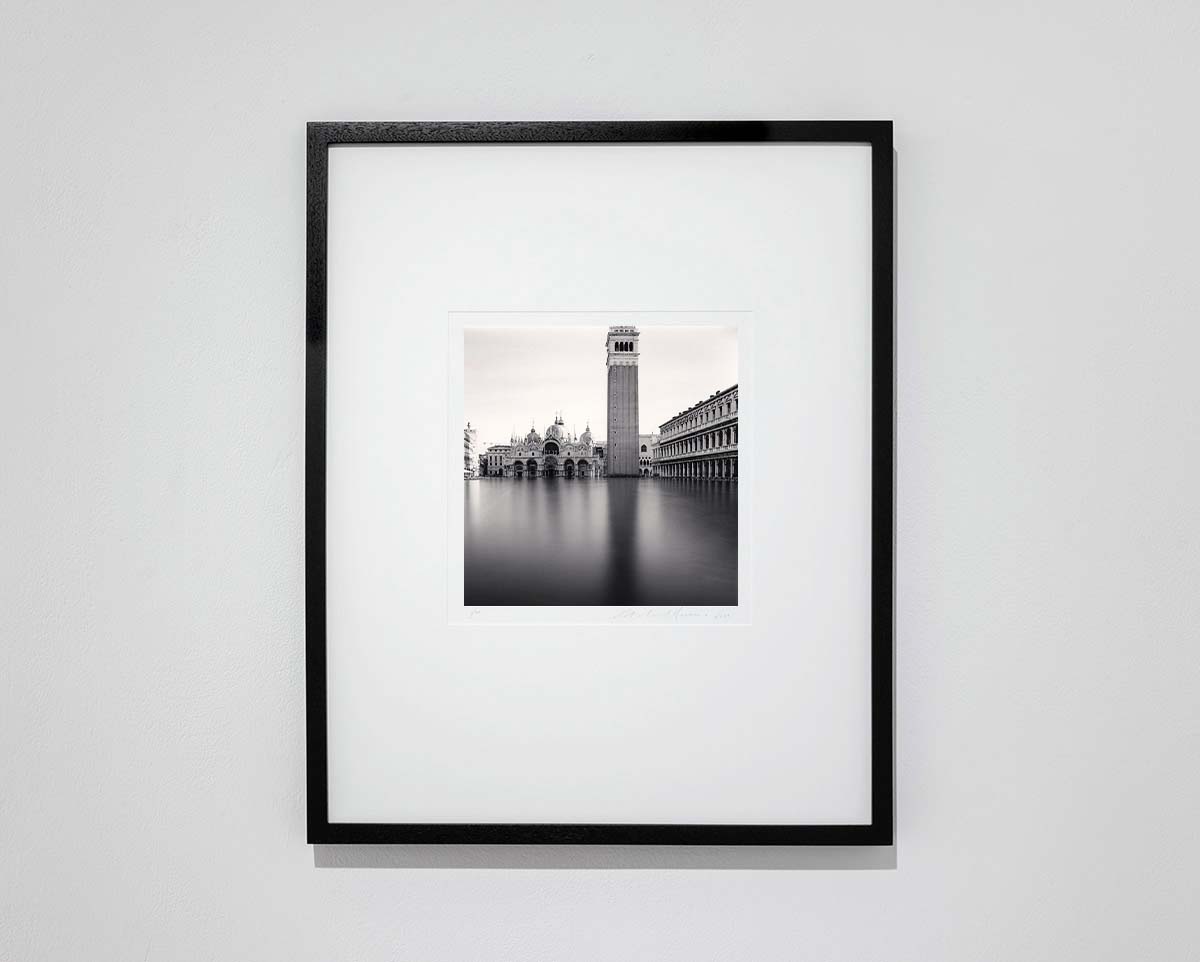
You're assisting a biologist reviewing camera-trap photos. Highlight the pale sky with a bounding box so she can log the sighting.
[464,325,737,448]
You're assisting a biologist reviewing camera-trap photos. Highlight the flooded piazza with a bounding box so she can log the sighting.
[464,478,737,606]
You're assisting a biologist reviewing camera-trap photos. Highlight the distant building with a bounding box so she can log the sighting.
[463,422,478,478]
[655,385,738,480]
[484,416,605,478]
[481,444,510,477]
[638,432,660,477]
[606,326,640,476]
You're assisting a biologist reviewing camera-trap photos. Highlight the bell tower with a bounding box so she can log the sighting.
[605,326,640,477]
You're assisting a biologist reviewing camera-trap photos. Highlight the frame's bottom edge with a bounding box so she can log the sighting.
[308,822,893,846]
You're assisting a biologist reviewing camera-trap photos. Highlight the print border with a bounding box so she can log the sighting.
[449,311,752,627]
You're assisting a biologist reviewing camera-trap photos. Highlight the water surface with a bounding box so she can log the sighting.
[464,478,737,606]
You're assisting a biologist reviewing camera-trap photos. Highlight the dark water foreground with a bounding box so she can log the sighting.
[464,478,738,606]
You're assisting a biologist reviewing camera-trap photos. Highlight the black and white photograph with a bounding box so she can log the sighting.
[462,323,740,607]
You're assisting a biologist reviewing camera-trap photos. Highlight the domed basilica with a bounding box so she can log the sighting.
[488,415,605,479]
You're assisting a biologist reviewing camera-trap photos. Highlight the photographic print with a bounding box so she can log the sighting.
[462,322,740,607]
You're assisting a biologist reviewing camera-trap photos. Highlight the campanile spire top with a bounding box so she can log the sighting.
[606,325,639,368]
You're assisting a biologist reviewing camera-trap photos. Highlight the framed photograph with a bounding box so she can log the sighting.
[307,121,893,844]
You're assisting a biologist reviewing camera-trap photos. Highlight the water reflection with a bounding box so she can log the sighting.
[464,479,737,606]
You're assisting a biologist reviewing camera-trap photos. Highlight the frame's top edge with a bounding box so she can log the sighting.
[306,120,893,147]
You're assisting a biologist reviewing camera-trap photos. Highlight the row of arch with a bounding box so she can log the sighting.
[664,394,737,436]
[511,457,594,479]
[660,425,736,458]
[612,340,636,352]
[660,457,737,480]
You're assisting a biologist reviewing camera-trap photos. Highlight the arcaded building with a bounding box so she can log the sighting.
[605,326,640,476]
[483,417,606,478]
[655,385,738,480]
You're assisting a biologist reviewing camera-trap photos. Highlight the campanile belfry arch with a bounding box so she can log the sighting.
[605,325,640,476]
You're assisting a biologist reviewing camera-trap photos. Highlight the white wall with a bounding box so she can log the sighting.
[3,1,1199,959]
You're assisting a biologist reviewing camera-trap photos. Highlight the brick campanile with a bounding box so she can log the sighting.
[605,325,640,476]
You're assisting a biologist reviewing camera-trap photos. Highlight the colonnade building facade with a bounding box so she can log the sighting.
[654,384,738,480]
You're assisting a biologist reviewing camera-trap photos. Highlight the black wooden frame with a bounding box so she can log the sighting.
[306,121,894,845]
